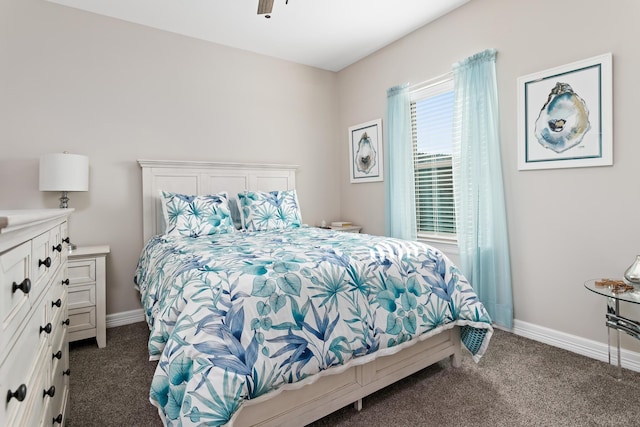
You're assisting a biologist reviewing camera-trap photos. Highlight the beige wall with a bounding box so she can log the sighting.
[337,0,640,351]
[0,0,341,315]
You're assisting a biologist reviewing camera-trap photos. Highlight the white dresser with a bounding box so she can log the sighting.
[0,209,72,427]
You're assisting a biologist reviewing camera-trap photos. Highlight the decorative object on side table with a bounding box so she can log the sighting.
[623,255,640,285]
[67,245,110,348]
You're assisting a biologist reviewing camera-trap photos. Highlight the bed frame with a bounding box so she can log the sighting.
[138,159,462,426]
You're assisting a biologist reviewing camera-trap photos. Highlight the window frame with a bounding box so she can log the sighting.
[410,77,458,245]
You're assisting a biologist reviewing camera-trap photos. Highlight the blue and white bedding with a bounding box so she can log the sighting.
[135,227,493,426]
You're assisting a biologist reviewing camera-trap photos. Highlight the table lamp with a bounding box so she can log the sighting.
[39,152,89,209]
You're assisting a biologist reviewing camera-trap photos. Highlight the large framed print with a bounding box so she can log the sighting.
[349,119,383,183]
[517,53,612,170]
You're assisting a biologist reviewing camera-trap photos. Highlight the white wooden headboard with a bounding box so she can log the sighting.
[138,160,298,242]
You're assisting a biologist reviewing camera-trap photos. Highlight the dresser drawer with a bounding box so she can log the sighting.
[31,231,56,304]
[49,339,69,426]
[0,304,48,425]
[0,241,31,358]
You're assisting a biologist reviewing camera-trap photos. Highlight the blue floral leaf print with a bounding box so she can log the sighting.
[400,292,417,311]
[406,275,421,296]
[168,353,193,385]
[269,293,287,313]
[268,330,314,378]
[376,289,397,312]
[247,362,280,399]
[288,296,310,329]
[225,304,245,342]
[387,276,406,298]
[328,337,351,365]
[251,277,276,297]
[403,312,417,334]
[175,194,196,204]
[308,265,348,311]
[242,264,268,276]
[273,261,300,273]
[277,273,302,296]
[150,375,170,408]
[188,369,243,425]
[256,301,271,316]
[385,313,402,335]
[165,383,186,420]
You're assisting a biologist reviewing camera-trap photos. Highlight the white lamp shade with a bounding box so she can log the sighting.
[39,153,89,192]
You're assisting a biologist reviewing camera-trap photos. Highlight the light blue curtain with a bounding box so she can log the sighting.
[452,49,513,329]
[385,84,417,240]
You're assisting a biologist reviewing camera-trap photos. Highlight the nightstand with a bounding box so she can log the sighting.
[67,245,110,348]
[330,225,362,233]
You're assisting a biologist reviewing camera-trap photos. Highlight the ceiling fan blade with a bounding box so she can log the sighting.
[257,0,274,15]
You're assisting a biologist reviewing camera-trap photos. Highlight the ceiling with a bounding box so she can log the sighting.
[46,0,470,72]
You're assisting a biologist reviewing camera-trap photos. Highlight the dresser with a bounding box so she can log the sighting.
[0,209,72,427]
[68,246,110,348]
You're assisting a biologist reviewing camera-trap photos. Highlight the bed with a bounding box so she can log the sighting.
[135,159,493,427]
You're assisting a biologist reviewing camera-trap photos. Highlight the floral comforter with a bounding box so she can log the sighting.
[135,227,493,426]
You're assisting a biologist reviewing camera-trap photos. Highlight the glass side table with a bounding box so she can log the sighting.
[584,279,640,379]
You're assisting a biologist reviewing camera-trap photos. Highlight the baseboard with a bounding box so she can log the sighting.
[510,319,640,373]
[106,308,145,328]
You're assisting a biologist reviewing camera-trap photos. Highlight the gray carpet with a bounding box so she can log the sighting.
[68,323,640,426]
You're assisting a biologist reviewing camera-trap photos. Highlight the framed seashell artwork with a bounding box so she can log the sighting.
[349,118,384,183]
[517,53,612,170]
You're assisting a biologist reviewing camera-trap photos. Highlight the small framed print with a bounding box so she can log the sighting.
[349,119,383,183]
[517,53,612,170]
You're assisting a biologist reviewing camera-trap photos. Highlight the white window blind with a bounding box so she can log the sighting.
[410,78,457,240]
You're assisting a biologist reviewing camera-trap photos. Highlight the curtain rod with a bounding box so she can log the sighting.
[408,71,453,92]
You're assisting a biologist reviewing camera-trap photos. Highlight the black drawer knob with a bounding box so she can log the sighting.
[62,318,70,326]
[12,278,31,295]
[39,257,52,268]
[52,244,62,253]
[62,278,70,286]
[53,414,63,424]
[43,386,55,398]
[62,369,71,376]
[52,351,62,360]
[6,384,27,403]
[40,323,52,334]
[52,299,62,308]
[62,237,70,244]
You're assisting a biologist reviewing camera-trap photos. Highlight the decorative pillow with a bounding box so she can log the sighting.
[238,190,302,231]
[160,191,235,237]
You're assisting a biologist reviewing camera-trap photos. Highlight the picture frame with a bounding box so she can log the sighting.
[349,119,383,183]
[517,53,612,170]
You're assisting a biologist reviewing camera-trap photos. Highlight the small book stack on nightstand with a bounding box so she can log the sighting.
[330,221,362,233]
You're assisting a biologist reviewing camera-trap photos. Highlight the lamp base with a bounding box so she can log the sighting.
[59,191,70,209]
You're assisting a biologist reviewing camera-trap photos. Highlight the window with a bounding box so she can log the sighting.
[410,78,456,240]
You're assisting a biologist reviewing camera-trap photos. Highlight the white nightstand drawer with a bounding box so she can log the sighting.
[68,259,95,285]
[68,284,95,310]
[68,306,96,333]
